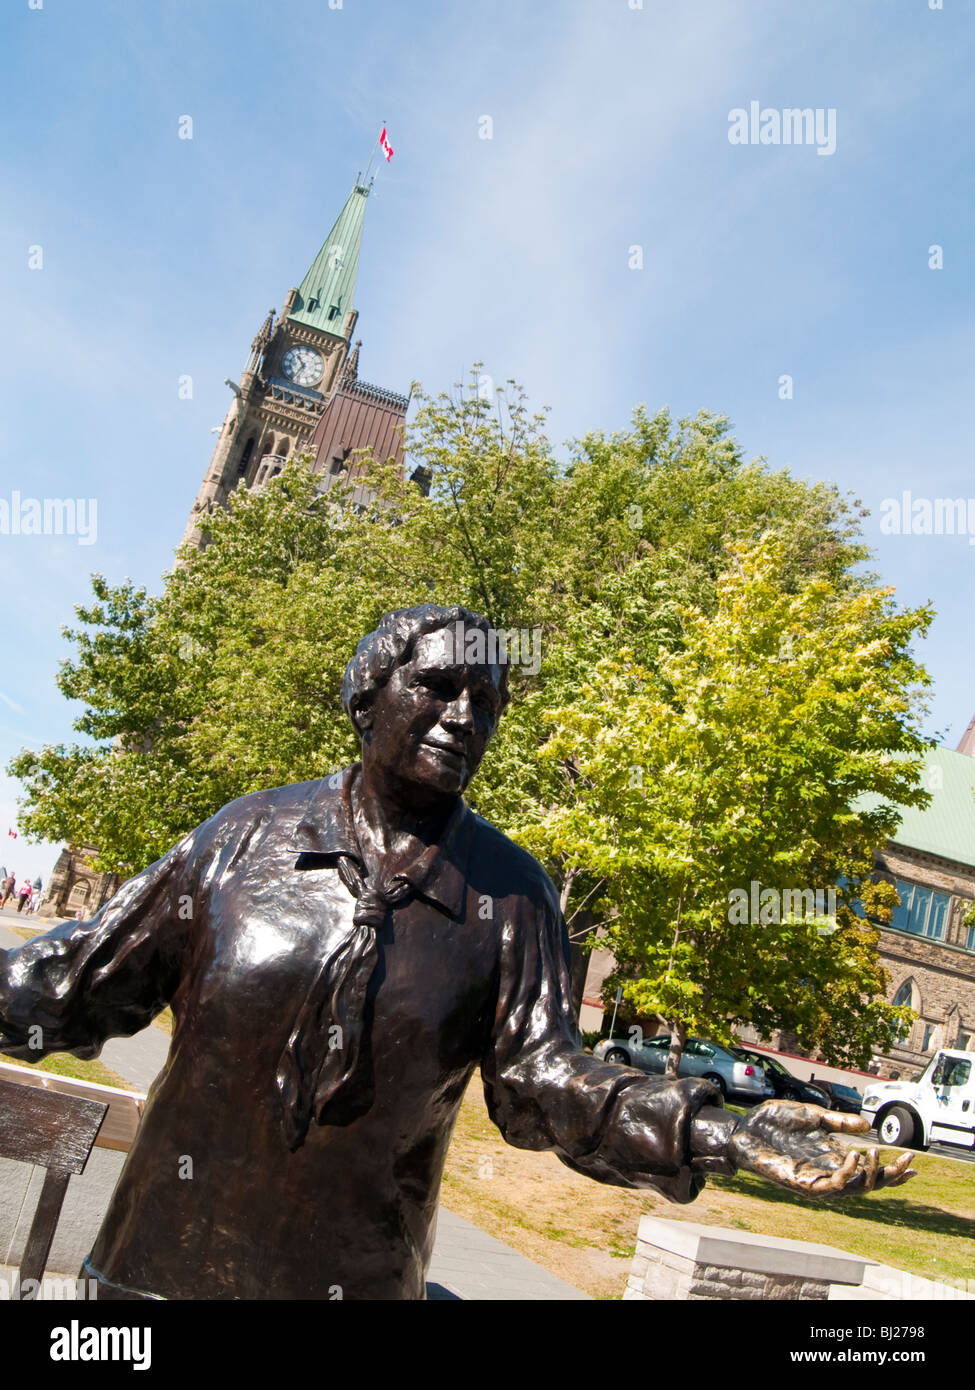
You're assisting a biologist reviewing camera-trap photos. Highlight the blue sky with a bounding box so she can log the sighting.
[1,0,973,884]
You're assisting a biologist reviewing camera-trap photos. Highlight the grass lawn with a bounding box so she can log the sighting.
[441,1072,975,1299]
[1,1048,129,1090]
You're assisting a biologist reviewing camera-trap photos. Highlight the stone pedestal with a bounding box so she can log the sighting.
[627,1216,975,1300]
[626,1217,867,1300]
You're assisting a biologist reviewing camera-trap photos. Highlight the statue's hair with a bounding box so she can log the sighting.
[341,604,511,733]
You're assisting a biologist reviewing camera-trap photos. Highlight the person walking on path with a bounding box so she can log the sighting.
[15,880,32,913]
[0,873,15,910]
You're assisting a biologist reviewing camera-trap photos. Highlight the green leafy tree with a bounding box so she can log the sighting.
[9,373,928,1071]
[521,534,930,1073]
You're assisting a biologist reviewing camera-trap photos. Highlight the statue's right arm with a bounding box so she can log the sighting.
[481,872,732,1204]
[0,823,207,1062]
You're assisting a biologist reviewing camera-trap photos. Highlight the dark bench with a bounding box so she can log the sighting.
[0,1076,107,1288]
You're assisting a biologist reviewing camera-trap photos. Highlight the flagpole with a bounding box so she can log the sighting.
[361,121,386,189]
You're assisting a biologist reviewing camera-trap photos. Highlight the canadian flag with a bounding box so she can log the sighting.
[7,829,16,838]
[379,126,394,163]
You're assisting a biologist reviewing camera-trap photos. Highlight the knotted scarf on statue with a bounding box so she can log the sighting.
[277,766,469,1150]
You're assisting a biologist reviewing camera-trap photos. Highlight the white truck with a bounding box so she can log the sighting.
[861,1048,975,1151]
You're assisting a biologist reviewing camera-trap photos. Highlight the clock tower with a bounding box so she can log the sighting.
[41,179,411,922]
[183,177,403,545]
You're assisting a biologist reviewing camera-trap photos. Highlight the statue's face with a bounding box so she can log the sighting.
[360,627,505,799]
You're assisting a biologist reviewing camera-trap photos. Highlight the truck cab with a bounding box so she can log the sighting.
[861,1048,975,1151]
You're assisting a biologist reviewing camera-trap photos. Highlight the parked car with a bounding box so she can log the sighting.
[729,1048,831,1107]
[592,1034,774,1104]
[808,1079,863,1115]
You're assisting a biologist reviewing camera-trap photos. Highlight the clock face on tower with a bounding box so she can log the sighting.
[281,346,324,387]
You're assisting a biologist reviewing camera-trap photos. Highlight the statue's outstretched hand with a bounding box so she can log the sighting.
[727,1099,916,1196]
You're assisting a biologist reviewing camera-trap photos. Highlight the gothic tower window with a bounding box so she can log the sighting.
[237,436,256,480]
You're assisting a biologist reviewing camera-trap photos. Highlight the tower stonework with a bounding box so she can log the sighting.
[183,179,408,546]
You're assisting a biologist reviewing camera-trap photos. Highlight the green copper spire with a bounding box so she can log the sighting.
[288,181,370,336]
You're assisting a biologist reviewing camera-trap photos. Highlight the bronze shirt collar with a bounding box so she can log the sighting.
[290,763,474,921]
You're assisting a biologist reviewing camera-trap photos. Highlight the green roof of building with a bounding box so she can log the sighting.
[879,746,975,868]
[288,182,370,336]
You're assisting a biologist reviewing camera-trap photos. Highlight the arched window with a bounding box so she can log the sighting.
[892,979,920,1045]
[67,880,91,910]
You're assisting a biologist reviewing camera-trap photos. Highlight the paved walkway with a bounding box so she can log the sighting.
[428,1208,589,1300]
[0,915,590,1300]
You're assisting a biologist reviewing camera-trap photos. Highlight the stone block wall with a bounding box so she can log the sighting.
[627,1216,974,1302]
[626,1241,831,1300]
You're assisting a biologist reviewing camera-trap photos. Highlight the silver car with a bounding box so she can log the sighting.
[592,1033,774,1104]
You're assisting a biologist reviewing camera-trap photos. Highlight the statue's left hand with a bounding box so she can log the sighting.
[727,1099,915,1196]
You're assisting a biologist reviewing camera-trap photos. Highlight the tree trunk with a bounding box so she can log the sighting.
[566,934,591,1020]
[664,1020,687,1077]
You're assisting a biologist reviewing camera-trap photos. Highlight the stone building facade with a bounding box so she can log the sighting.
[866,747,975,1076]
[37,846,119,922]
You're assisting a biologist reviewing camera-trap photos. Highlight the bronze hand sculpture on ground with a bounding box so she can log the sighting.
[727,1099,915,1193]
